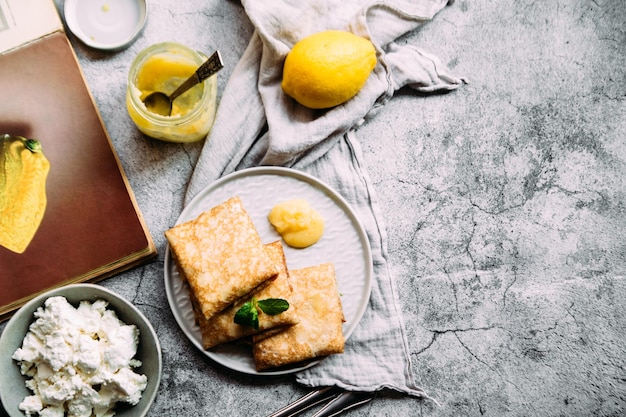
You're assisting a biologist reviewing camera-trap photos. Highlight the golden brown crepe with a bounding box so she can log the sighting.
[252,263,345,371]
[199,240,300,349]
[165,196,279,321]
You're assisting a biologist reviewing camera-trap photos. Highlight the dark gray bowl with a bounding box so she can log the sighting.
[0,284,161,417]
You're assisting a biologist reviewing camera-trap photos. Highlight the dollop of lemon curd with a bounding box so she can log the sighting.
[135,53,203,117]
[268,199,324,248]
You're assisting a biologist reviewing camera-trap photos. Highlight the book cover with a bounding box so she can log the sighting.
[0,0,157,319]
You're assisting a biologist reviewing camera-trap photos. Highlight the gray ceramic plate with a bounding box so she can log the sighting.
[164,167,373,375]
[0,284,161,417]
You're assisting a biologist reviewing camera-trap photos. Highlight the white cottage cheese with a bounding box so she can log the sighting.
[12,296,148,417]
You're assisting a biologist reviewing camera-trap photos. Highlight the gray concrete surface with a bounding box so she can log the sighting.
[2,0,625,416]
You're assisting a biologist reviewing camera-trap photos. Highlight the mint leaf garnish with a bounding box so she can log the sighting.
[234,297,289,331]
[257,298,289,315]
[234,300,259,330]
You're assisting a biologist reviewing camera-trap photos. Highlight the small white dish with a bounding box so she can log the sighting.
[0,283,161,417]
[64,0,147,51]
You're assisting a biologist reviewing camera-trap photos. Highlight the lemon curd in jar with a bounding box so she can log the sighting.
[126,42,217,142]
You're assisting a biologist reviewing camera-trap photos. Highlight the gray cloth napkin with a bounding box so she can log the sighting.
[185,0,465,399]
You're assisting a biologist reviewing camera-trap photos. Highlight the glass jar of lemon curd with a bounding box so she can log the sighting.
[126,42,217,142]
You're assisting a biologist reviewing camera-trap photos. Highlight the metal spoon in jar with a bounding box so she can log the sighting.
[142,50,224,116]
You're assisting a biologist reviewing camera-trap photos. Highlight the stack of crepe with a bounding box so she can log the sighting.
[165,196,345,370]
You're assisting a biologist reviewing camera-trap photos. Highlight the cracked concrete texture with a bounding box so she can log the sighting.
[2,0,624,416]
[359,0,626,415]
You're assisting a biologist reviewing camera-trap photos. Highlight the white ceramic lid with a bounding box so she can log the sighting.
[64,0,147,51]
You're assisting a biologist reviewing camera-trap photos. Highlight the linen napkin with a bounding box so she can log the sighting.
[185,0,465,399]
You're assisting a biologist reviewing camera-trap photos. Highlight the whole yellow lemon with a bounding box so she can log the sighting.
[281,30,377,109]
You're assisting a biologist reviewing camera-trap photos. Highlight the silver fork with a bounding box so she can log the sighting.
[266,387,375,417]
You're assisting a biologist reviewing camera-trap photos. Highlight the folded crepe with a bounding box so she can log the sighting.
[252,263,345,371]
[165,196,279,320]
[199,240,299,349]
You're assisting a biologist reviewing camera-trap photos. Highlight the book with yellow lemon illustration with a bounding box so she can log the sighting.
[0,0,157,319]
